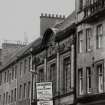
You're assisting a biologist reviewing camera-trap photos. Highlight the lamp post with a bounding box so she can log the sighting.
[29,49,37,105]
[92,56,94,93]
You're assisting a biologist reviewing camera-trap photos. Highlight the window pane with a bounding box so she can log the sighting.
[78,69,83,95]
[86,67,91,93]
[19,85,22,99]
[97,25,103,48]
[11,90,13,103]
[15,65,17,79]
[78,31,83,53]
[6,92,8,104]
[50,63,56,96]
[86,29,91,51]
[97,64,104,93]
[23,83,26,98]
[24,59,27,73]
[38,69,44,82]
[14,88,16,101]
[27,82,30,98]
[12,67,14,80]
[63,57,71,94]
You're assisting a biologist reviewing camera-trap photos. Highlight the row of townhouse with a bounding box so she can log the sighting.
[0,42,34,105]
[1,0,105,105]
[0,12,76,105]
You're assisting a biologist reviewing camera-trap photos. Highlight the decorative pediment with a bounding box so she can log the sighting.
[59,36,73,53]
[34,51,46,65]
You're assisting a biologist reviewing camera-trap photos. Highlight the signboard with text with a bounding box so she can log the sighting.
[37,100,53,105]
[36,82,53,100]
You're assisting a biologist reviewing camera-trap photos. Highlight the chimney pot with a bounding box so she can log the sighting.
[59,15,62,18]
[56,14,58,18]
[63,15,65,18]
[41,13,43,17]
[49,14,51,18]
[45,13,47,17]
[52,14,54,18]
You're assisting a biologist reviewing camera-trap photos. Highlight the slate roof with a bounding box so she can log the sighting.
[0,37,42,71]
[54,11,76,30]
[54,11,76,41]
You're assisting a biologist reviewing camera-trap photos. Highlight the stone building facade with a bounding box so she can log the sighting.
[0,42,33,105]
[0,12,76,105]
[76,0,105,105]
[32,12,76,105]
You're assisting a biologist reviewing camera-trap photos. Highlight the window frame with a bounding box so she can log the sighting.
[19,85,22,99]
[6,92,8,104]
[96,24,103,49]
[11,90,13,103]
[49,63,56,96]
[12,66,14,80]
[24,59,27,74]
[96,62,104,93]
[14,65,17,79]
[23,83,27,99]
[4,71,6,83]
[78,68,83,95]
[0,73,2,85]
[86,28,91,52]
[86,67,92,94]
[14,88,16,101]
[78,31,83,53]
[27,81,30,98]
[63,56,71,94]
[20,62,23,77]
[38,68,44,82]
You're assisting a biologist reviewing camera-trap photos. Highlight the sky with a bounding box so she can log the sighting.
[0,0,75,46]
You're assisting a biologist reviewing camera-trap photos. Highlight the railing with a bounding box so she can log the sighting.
[83,0,105,18]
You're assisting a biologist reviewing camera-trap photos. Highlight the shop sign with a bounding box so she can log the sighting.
[37,100,53,105]
[36,82,53,100]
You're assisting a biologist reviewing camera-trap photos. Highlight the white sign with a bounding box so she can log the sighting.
[37,100,53,105]
[36,82,53,100]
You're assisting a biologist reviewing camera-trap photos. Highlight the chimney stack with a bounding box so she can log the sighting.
[40,13,65,37]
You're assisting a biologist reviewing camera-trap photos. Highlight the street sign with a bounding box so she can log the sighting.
[37,100,53,105]
[36,82,53,100]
